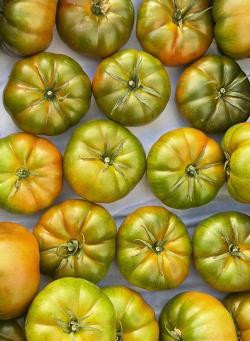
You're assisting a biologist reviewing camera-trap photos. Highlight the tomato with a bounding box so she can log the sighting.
[117,206,191,290]
[222,123,250,203]
[25,278,116,341]
[0,320,25,341]
[33,199,116,283]
[0,222,40,320]
[213,0,250,59]
[136,0,213,67]
[64,119,146,203]
[57,0,134,58]
[176,55,250,133]
[3,53,91,136]
[0,0,56,56]
[103,286,159,340]
[92,49,171,126]
[159,291,237,340]
[147,127,225,209]
[193,211,250,292]
[224,292,250,341]
[0,133,63,214]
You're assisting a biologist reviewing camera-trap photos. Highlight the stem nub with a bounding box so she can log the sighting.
[229,243,240,257]
[91,0,109,15]
[16,167,30,179]
[45,88,56,101]
[185,164,198,177]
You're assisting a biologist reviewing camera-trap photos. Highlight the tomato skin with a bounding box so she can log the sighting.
[0,320,25,341]
[224,292,250,341]
[92,49,171,126]
[137,0,213,66]
[213,0,250,59]
[64,119,146,203]
[117,206,191,291]
[3,53,91,136]
[25,278,116,341]
[103,286,159,341]
[193,211,250,292]
[0,133,63,214]
[0,222,40,320]
[147,127,225,209]
[57,0,134,58]
[159,291,237,340]
[176,55,250,133]
[33,199,117,283]
[0,0,56,56]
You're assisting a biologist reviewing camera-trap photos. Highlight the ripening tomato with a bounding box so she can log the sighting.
[33,199,117,283]
[159,291,237,340]
[0,222,40,320]
[0,133,63,214]
[3,53,91,136]
[193,211,250,292]
[25,278,116,341]
[137,0,213,66]
[103,286,159,340]
[0,320,25,341]
[0,0,56,56]
[147,127,226,209]
[117,206,191,290]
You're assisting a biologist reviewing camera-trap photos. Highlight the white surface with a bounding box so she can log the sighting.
[0,0,250,316]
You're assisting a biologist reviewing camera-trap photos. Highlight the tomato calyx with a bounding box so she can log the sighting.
[56,239,82,258]
[15,167,30,189]
[229,243,241,257]
[224,152,231,180]
[135,224,166,254]
[91,0,109,16]
[185,164,198,177]
[45,88,56,101]
[165,325,183,341]
[116,321,123,341]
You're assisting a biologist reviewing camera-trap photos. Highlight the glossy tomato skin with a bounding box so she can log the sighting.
[213,0,250,59]
[0,133,63,214]
[0,320,25,341]
[224,292,250,341]
[25,278,116,341]
[33,199,117,283]
[64,119,146,203]
[92,49,171,126]
[193,212,250,292]
[222,123,250,203]
[117,206,191,291]
[0,222,40,320]
[137,0,213,66]
[103,286,159,340]
[0,0,56,56]
[159,291,237,340]
[176,55,250,133]
[147,127,225,209]
[57,0,134,58]
[3,53,91,136]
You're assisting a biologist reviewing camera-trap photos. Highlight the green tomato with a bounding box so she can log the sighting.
[193,211,250,292]
[3,52,91,136]
[117,206,191,290]
[64,119,146,203]
[33,199,117,283]
[176,55,250,133]
[57,0,134,58]
[0,320,25,341]
[103,286,159,341]
[147,127,226,209]
[159,291,237,340]
[92,49,171,126]
[25,278,116,341]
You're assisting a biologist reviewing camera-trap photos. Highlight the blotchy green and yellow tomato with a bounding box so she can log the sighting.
[57,0,134,58]
[0,320,25,341]
[147,127,226,209]
[176,55,250,133]
[117,206,191,290]
[103,286,159,340]
[137,0,213,66]
[64,120,146,203]
[0,133,63,214]
[213,0,250,59]
[93,49,171,126]
[224,292,250,341]
[159,291,237,340]
[4,53,91,136]
[33,199,117,283]
[193,211,250,292]
[0,222,40,320]
[25,278,116,341]
[0,0,56,56]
